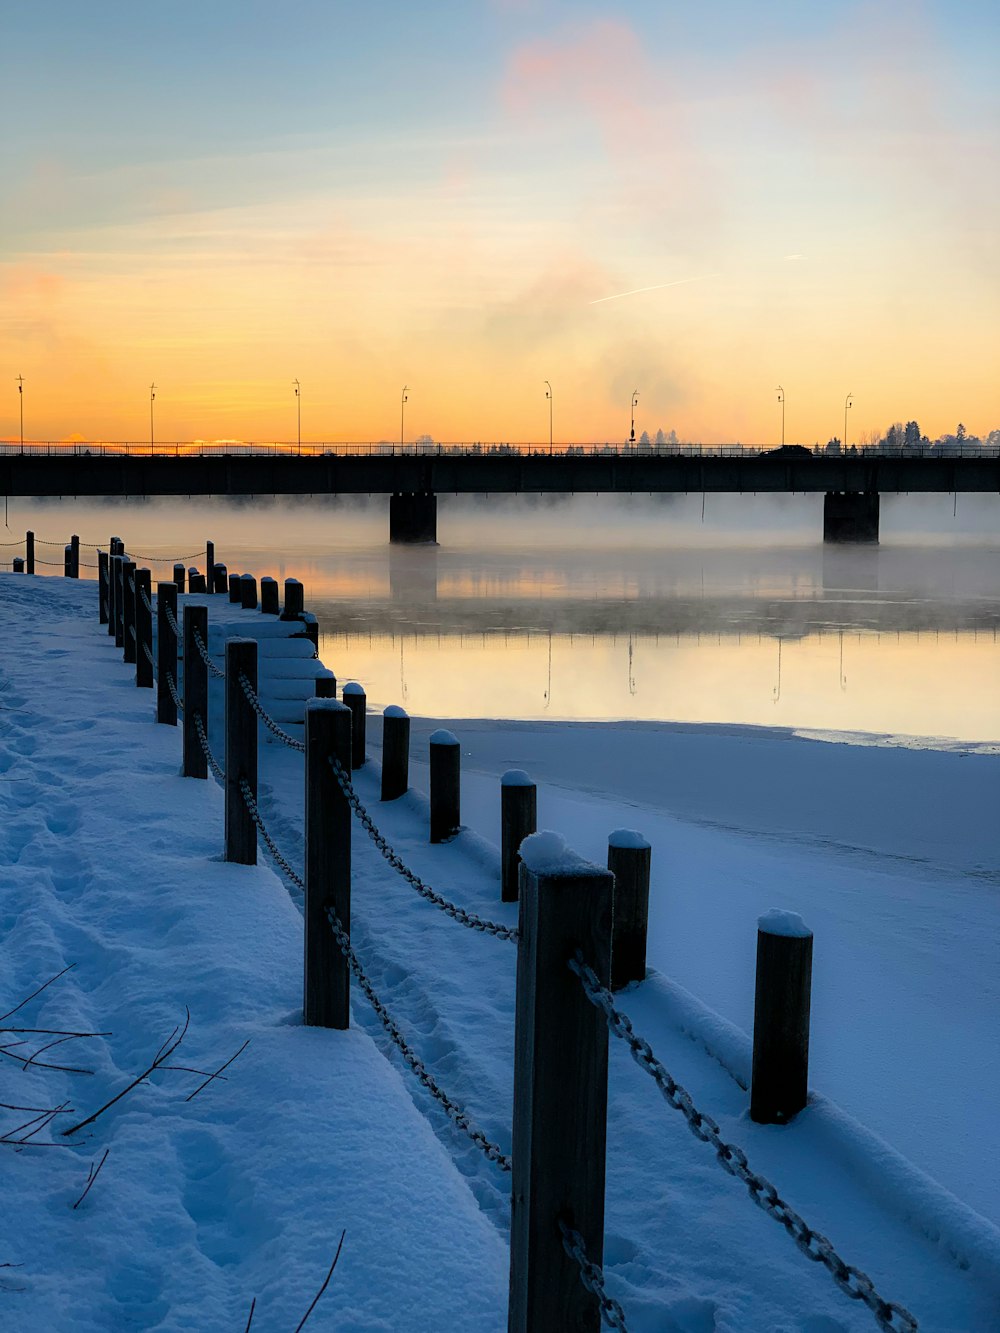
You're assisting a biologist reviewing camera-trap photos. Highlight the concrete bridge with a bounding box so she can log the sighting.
[3,446,997,544]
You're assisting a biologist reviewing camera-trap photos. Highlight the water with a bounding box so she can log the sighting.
[10,491,1000,742]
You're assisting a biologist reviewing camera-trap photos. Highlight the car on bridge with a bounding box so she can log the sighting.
[764,444,814,458]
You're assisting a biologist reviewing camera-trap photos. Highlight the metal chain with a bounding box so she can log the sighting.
[139,585,153,613]
[192,712,224,780]
[165,670,184,713]
[143,641,156,674]
[559,1220,629,1331]
[163,604,180,638]
[568,955,918,1333]
[128,575,135,592]
[238,671,305,751]
[238,778,304,888]
[327,755,518,942]
[192,627,226,679]
[131,547,206,562]
[325,908,512,1171]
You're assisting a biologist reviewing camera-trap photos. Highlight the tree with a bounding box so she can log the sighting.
[956,422,967,442]
[654,428,665,445]
[904,420,921,447]
[639,430,650,445]
[884,421,905,449]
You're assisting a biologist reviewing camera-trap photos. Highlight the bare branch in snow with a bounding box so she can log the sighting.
[184,1039,251,1102]
[0,964,76,1023]
[243,1296,256,1331]
[72,1149,110,1210]
[293,1231,347,1332]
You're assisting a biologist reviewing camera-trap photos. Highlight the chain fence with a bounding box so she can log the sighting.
[238,778,305,889]
[163,604,180,639]
[139,585,153,614]
[143,642,156,674]
[559,1220,629,1332]
[328,755,518,942]
[192,628,226,679]
[193,712,225,781]
[568,954,918,1333]
[165,671,184,713]
[238,671,305,751]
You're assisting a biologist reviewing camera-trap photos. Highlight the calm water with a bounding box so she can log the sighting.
[10,491,1000,742]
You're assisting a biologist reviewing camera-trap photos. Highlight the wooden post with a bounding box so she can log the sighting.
[122,560,137,664]
[157,581,178,725]
[109,555,120,639]
[501,770,537,903]
[188,567,207,594]
[213,562,228,594]
[225,638,258,865]
[608,831,651,991]
[206,541,215,590]
[260,576,279,614]
[182,604,208,780]
[750,910,813,1125]
[26,530,34,575]
[304,699,353,1029]
[342,682,366,769]
[63,545,72,577]
[173,562,186,594]
[314,669,337,698]
[429,729,460,842]
[228,572,241,603]
[380,706,409,800]
[70,534,80,578]
[134,568,153,688]
[98,550,110,623]
[509,834,613,1333]
[114,555,126,646]
[12,557,23,572]
[240,573,257,610]
[280,577,304,621]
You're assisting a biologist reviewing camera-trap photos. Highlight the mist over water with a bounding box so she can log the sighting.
[10,492,1000,742]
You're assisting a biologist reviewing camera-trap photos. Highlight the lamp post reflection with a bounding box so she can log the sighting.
[772,637,783,703]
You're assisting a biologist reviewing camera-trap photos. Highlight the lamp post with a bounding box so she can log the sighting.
[630,389,639,443]
[777,385,785,447]
[150,382,156,453]
[545,380,553,454]
[844,392,853,455]
[16,375,23,451]
[294,379,301,454]
[400,385,408,448]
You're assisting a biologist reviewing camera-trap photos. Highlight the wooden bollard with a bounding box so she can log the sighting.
[228,572,241,603]
[182,604,208,780]
[110,554,121,641]
[280,577,304,621]
[98,550,109,623]
[188,567,207,594]
[509,832,613,1333]
[12,557,23,572]
[70,534,80,578]
[429,729,460,843]
[304,699,353,1029]
[63,545,72,577]
[381,706,410,801]
[501,770,537,903]
[240,573,257,610]
[260,576,279,615]
[134,568,153,688]
[225,638,258,865]
[608,831,651,990]
[173,562,186,594]
[213,562,228,594]
[206,541,215,590]
[750,910,813,1125]
[157,581,178,725]
[122,561,137,665]
[342,682,366,769]
[26,530,34,575]
[314,669,337,698]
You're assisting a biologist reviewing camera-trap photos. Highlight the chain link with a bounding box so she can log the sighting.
[238,778,304,888]
[139,585,153,614]
[143,641,156,674]
[568,955,918,1333]
[128,575,135,593]
[131,547,206,563]
[325,908,512,1171]
[163,604,180,638]
[193,712,224,780]
[238,671,305,751]
[559,1220,629,1331]
[165,670,184,713]
[192,628,226,679]
[327,756,517,941]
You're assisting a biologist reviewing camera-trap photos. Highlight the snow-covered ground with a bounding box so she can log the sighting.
[2,572,999,1331]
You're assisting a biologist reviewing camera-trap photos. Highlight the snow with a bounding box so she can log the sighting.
[608,828,651,851]
[341,681,365,696]
[429,728,459,746]
[500,768,533,787]
[383,704,408,719]
[758,908,812,938]
[4,571,1000,1331]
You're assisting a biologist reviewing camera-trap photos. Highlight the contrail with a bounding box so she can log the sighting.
[589,273,721,305]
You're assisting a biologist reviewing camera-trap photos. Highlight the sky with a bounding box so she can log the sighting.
[2,0,998,446]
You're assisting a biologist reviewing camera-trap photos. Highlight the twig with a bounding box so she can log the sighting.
[62,1009,191,1137]
[72,1149,110,1209]
[1,1101,73,1144]
[293,1231,347,1332]
[244,1296,256,1331]
[0,964,75,1023]
[184,1039,250,1102]
[0,1044,95,1076]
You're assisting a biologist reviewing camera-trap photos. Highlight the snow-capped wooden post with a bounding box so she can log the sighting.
[25,530,34,574]
[281,577,304,621]
[314,669,336,698]
[213,562,228,594]
[206,541,215,590]
[12,557,23,572]
[342,682,366,769]
[70,534,80,578]
[381,706,410,800]
[750,910,813,1125]
[109,555,120,640]
[240,573,257,610]
[608,830,651,991]
[182,604,208,780]
[157,581,178,726]
[429,729,460,843]
[113,555,126,647]
[228,572,241,603]
[98,550,109,623]
[304,699,353,1029]
[134,568,153,688]
[260,576,279,614]
[225,638,258,866]
[188,567,207,594]
[122,561,137,665]
[63,544,72,576]
[509,832,613,1333]
[173,562,186,594]
[501,770,537,903]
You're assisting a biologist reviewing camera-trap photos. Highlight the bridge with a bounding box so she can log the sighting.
[3,443,998,544]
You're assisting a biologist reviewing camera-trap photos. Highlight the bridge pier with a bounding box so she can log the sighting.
[823,491,879,544]
[389,491,437,545]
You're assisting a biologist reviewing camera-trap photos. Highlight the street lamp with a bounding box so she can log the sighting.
[545,380,553,454]
[16,375,23,451]
[776,385,785,447]
[630,389,639,443]
[400,385,408,448]
[294,379,301,454]
[844,392,853,455]
[150,382,156,453]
